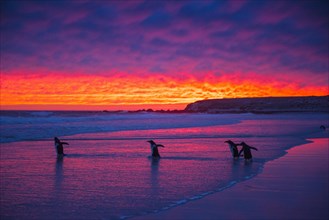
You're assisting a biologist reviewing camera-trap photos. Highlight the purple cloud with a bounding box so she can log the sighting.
[0,0,328,88]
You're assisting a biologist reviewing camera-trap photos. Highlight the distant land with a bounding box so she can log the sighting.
[184,96,329,113]
[100,96,329,114]
[1,96,328,113]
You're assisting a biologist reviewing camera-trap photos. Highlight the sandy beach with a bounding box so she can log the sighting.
[133,138,329,220]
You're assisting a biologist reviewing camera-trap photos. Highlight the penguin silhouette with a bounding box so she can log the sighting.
[147,140,165,158]
[225,140,240,159]
[54,137,69,156]
[238,142,258,161]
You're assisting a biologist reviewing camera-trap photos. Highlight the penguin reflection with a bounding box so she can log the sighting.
[55,156,64,192]
[150,157,160,196]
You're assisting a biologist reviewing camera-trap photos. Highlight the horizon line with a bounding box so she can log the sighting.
[1,95,328,111]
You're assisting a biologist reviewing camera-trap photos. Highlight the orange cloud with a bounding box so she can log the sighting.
[1,72,328,110]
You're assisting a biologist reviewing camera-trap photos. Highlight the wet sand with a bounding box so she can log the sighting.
[132,138,329,220]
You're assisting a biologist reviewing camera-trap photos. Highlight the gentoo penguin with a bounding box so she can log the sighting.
[224,140,239,159]
[54,137,69,156]
[147,140,165,158]
[238,142,258,161]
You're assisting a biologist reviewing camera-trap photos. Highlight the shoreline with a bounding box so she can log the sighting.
[1,111,328,145]
[1,117,328,219]
[132,138,329,220]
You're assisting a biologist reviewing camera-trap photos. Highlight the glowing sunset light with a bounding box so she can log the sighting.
[0,0,328,110]
[1,72,327,110]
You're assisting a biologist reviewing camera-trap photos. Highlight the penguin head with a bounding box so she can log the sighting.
[54,137,60,143]
[147,140,155,144]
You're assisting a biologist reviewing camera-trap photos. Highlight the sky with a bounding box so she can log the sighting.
[1,0,328,110]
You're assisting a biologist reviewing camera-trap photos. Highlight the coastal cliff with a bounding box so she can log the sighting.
[184,96,329,113]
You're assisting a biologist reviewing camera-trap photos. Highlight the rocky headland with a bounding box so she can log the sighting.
[184,96,329,113]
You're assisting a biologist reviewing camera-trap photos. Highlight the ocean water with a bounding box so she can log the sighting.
[0,111,328,220]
